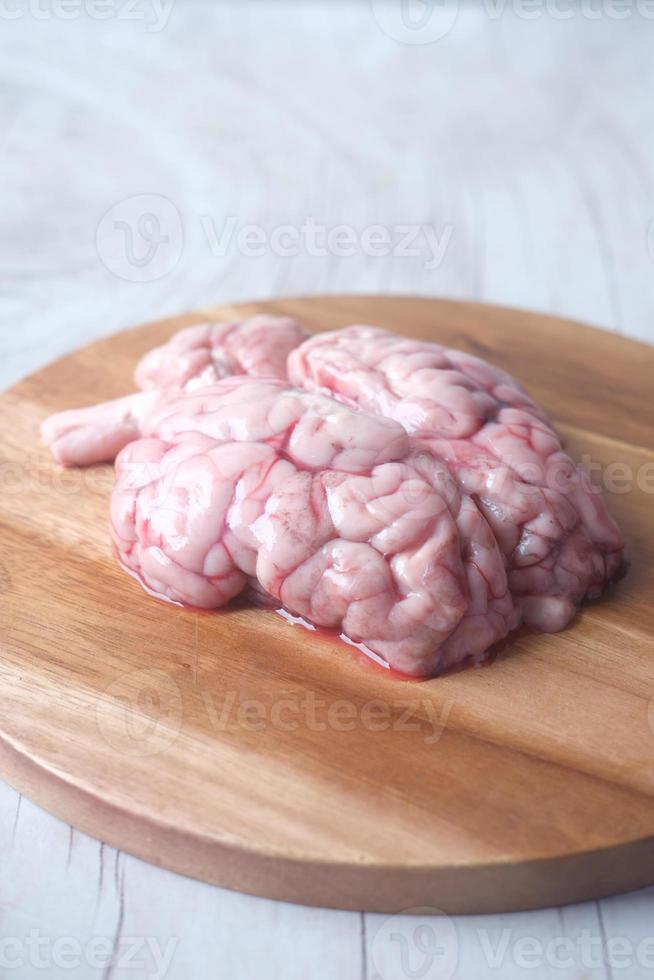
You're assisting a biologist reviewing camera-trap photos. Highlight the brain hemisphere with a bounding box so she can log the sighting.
[111,377,476,675]
[289,325,624,628]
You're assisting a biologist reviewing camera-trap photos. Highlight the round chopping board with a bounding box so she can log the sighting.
[1,295,654,915]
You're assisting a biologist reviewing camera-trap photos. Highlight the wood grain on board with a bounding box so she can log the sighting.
[1,296,653,914]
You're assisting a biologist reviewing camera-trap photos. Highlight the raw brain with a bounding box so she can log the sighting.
[41,315,624,676]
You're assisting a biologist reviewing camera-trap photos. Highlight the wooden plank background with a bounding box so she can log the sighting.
[1,2,653,977]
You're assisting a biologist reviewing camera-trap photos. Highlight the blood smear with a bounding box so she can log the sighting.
[118,549,505,681]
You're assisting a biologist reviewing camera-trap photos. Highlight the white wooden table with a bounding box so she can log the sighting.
[1,2,653,977]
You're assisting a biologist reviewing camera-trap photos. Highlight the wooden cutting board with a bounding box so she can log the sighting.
[1,295,653,915]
